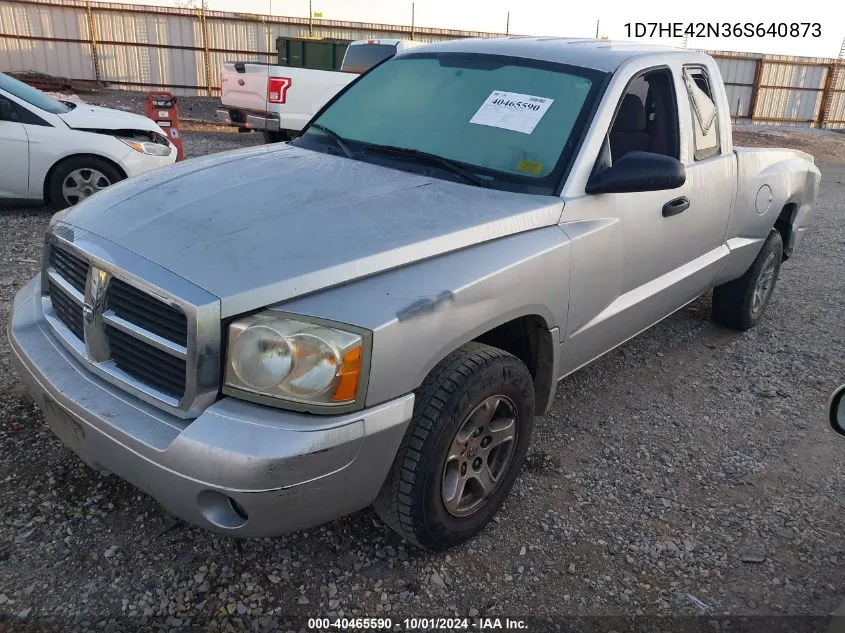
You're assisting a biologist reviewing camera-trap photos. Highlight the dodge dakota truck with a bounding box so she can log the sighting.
[217,39,422,143]
[9,38,820,551]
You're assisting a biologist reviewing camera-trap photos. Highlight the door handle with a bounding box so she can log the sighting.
[662,196,690,217]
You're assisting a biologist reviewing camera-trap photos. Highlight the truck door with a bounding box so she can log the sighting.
[677,64,735,254]
[558,65,728,376]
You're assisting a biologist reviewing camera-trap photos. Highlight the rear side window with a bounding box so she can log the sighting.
[0,91,50,125]
[340,44,397,73]
[683,66,720,160]
[0,95,18,122]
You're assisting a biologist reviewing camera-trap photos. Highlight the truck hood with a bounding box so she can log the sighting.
[59,144,564,317]
[57,103,164,134]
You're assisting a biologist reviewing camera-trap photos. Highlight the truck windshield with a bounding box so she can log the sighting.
[340,43,398,73]
[296,53,606,194]
[0,72,71,114]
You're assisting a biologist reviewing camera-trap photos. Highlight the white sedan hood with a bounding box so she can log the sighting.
[57,103,164,134]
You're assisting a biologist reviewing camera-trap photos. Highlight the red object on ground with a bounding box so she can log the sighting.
[144,91,185,161]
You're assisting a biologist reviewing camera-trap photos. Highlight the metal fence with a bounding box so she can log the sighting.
[713,51,845,129]
[0,0,500,95]
[2,0,844,128]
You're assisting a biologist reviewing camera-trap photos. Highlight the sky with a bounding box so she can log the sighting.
[111,0,843,58]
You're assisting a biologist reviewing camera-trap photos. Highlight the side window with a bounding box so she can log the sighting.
[0,94,49,126]
[607,68,680,164]
[683,66,721,160]
[0,95,19,122]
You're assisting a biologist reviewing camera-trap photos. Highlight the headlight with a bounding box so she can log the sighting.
[119,138,172,156]
[224,312,369,411]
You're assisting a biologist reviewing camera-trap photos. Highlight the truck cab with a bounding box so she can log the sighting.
[339,39,423,73]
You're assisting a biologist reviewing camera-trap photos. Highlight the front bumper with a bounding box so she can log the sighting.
[8,276,414,537]
[216,107,281,132]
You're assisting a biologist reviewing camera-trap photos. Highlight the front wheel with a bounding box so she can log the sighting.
[712,229,783,330]
[374,342,535,551]
[47,156,124,210]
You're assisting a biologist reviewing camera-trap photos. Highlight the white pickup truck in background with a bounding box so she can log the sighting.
[217,39,422,143]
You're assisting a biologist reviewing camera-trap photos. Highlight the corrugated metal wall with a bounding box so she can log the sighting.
[758,61,826,124]
[0,0,495,95]
[713,56,757,118]
[711,52,845,129]
[94,8,205,91]
[829,67,845,130]
[1,0,95,80]
[2,0,845,127]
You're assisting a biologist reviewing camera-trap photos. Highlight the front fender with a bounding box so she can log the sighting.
[276,226,571,408]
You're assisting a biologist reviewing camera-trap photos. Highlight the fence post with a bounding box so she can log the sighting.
[818,63,837,129]
[198,5,213,96]
[747,57,763,123]
[410,2,415,40]
[817,63,845,128]
[821,38,845,129]
[85,1,102,85]
[308,0,313,37]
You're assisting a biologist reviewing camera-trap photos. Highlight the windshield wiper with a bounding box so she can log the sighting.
[308,123,354,158]
[361,143,487,188]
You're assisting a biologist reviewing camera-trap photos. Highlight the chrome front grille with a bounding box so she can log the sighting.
[47,279,84,340]
[48,245,88,293]
[105,325,187,398]
[40,226,221,419]
[107,278,188,345]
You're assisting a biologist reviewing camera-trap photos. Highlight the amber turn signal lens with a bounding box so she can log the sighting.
[332,347,362,402]
[332,347,361,402]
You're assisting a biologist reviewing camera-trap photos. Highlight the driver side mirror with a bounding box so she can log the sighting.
[830,386,845,437]
[586,151,686,195]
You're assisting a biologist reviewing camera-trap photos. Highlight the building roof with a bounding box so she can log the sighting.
[400,37,701,72]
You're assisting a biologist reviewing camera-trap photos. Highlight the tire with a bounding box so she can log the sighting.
[712,229,783,331]
[374,342,535,551]
[47,156,124,210]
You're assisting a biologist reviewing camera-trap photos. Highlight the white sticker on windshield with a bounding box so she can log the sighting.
[470,91,554,134]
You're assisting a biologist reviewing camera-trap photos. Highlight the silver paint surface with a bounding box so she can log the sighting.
[60,143,564,318]
[8,44,821,537]
[9,276,414,537]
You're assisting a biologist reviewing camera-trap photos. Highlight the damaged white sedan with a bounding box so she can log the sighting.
[0,72,177,209]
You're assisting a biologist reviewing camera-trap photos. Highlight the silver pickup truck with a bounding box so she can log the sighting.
[9,38,820,551]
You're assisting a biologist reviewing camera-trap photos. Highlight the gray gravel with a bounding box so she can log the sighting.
[49,89,225,124]
[0,110,844,632]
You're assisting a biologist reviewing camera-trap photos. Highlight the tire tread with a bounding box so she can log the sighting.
[373,342,529,549]
[713,230,783,331]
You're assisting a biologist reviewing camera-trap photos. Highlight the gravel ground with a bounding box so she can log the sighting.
[733,124,845,163]
[48,90,224,124]
[0,95,844,632]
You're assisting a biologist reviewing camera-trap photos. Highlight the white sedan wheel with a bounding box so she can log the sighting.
[61,168,112,206]
[48,156,124,210]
